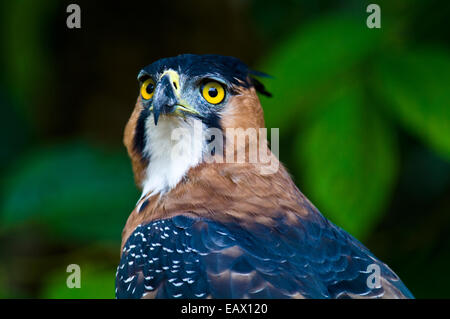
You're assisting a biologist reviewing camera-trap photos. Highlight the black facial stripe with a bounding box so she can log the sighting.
[201,112,221,130]
[134,106,151,162]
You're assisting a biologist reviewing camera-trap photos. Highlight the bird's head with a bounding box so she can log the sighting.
[124,54,271,193]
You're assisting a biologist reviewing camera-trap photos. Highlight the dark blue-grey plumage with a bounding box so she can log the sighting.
[138,54,271,96]
[115,214,413,299]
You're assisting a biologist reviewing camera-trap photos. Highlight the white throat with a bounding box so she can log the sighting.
[140,116,206,197]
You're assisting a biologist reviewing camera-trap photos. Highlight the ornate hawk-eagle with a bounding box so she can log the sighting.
[115,54,413,299]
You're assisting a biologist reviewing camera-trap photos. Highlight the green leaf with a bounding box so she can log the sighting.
[0,142,138,243]
[260,14,382,131]
[40,263,115,299]
[374,49,450,160]
[298,84,397,240]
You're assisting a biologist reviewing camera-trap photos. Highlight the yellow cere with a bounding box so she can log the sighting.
[141,78,155,100]
[202,81,225,104]
[160,70,181,97]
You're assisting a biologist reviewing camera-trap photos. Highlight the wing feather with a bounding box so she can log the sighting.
[116,214,413,299]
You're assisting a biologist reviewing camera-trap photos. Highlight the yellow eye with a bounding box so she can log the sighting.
[201,81,225,104]
[141,78,155,100]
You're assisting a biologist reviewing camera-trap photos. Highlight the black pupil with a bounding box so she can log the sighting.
[208,87,218,98]
[146,83,154,94]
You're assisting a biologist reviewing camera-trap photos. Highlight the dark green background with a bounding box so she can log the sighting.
[0,0,449,298]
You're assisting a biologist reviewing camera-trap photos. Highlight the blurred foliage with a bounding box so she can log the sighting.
[1,0,56,123]
[41,263,115,299]
[0,0,449,298]
[1,142,137,242]
[374,50,450,159]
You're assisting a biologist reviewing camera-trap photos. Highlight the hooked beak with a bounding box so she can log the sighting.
[150,71,199,125]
